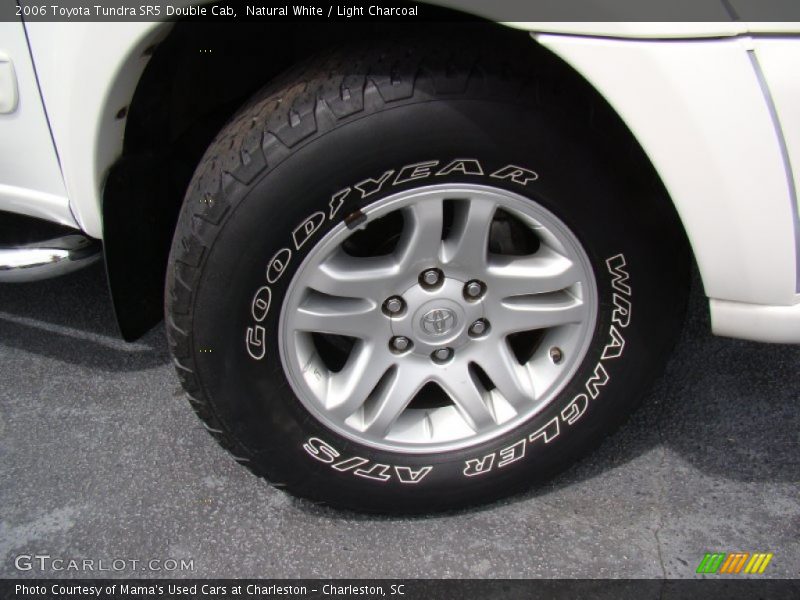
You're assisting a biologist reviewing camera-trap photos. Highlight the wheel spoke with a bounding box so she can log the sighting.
[327,341,395,419]
[486,247,582,299]
[475,342,536,410]
[493,293,587,335]
[441,197,497,269]
[362,364,428,437]
[306,250,401,300]
[293,295,380,339]
[395,199,445,270]
[436,363,497,432]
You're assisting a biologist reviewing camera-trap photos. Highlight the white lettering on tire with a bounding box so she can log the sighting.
[394,466,433,484]
[463,454,495,477]
[245,325,267,360]
[292,212,326,250]
[497,439,526,468]
[303,437,340,463]
[529,417,560,445]
[250,286,272,323]
[266,248,292,284]
[329,188,350,219]
[394,160,439,185]
[304,436,433,484]
[436,159,484,177]
[355,170,395,198]
[490,164,538,185]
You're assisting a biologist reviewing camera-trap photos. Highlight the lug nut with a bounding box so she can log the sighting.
[549,347,564,364]
[391,336,412,352]
[383,296,405,315]
[420,268,443,288]
[469,319,489,337]
[464,280,484,299]
[431,347,454,363]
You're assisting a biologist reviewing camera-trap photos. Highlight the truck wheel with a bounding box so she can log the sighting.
[165,40,689,512]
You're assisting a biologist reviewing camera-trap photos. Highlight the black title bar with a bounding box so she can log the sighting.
[3,0,800,22]
[2,579,800,600]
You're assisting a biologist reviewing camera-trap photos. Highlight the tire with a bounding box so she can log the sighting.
[166,38,689,513]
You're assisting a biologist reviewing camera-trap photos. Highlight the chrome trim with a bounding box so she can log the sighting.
[0,234,101,283]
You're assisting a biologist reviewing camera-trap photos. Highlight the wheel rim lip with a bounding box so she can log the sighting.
[278,183,598,454]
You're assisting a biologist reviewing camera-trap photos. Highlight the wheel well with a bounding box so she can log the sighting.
[103,8,687,341]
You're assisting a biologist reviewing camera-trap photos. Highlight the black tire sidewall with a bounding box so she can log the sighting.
[189,97,683,511]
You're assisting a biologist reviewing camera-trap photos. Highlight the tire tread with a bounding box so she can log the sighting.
[164,37,654,505]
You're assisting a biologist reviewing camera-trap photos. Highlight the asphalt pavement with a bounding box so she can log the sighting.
[0,262,798,579]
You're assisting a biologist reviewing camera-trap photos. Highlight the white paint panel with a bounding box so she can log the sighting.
[24,22,172,239]
[753,38,800,282]
[0,22,73,228]
[746,22,800,34]
[535,34,798,305]
[711,298,800,343]
[0,184,75,226]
